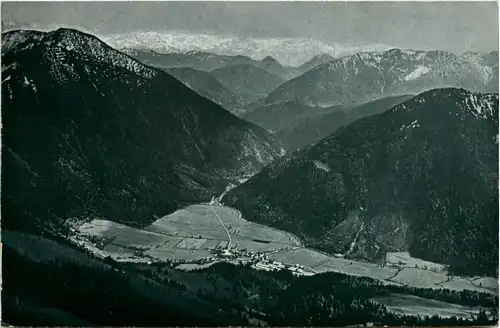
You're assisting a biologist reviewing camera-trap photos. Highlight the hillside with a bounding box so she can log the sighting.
[242,101,333,133]
[165,67,246,114]
[123,48,259,72]
[276,95,414,151]
[211,64,285,103]
[226,88,499,277]
[262,49,499,107]
[297,53,335,73]
[1,28,284,234]
[257,55,300,80]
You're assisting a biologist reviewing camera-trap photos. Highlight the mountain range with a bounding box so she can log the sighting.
[101,30,393,67]
[226,88,499,277]
[123,48,303,80]
[1,28,284,234]
[2,24,499,327]
[122,48,258,72]
[259,49,499,107]
[297,53,336,73]
[274,95,413,152]
[165,66,246,114]
[244,95,413,151]
[211,64,285,104]
[243,101,333,134]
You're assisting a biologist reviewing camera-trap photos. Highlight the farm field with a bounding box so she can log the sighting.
[339,262,399,280]
[439,276,499,294]
[268,248,334,268]
[145,204,300,246]
[386,252,446,271]
[371,293,493,319]
[176,262,218,271]
[70,204,301,263]
[472,277,498,291]
[389,267,448,288]
[268,247,498,294]
[144,248,214,262]
[67,204,498,296]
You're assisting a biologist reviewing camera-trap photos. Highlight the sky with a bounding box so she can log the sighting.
[2,1,499,53]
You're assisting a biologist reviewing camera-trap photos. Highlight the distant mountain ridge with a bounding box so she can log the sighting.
[165,66,246,114]
[2,28,284,234]
[261,49,499,107]
[227,88,499,277]
[271,95,414,151]
[297,53,336,72]
[122,48,258,71]
[101,30,393,67]
[211,64,285,104]
[123,48,303,81]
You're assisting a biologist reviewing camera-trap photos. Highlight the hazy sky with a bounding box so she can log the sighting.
[2,1,499,53]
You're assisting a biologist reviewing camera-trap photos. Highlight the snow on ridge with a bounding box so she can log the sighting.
[404,66,430,81]
[100,30,392,67]
[463,93,497,118]
[313,160,331,172]
[51,29,158,79]
[402,50,416,56]
[2,29,160,80]
[1,30,44,54]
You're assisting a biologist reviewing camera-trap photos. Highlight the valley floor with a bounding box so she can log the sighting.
[371,293,494,319]
[65,200,498,296]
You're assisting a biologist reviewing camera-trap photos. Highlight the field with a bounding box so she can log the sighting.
[268,248,334,268]
[371,293,494,319]
[472,277,498,291]
[270,248,401,280]
[176,262,218,271]
[71,204,301,263]
[68,204,498,295]
[439,276,499,294]
[339,262,399,280]
[389,267,448,288]
[268,247,498,294]
[386,252,445,271]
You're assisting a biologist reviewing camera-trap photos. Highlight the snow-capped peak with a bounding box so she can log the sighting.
[3,28,159,80]
[404,66,431,81]
[99,30,393,67]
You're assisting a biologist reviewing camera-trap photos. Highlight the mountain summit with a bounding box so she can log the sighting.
[226,88,498,276]
[262,49,498,107]
[2,28,284,233]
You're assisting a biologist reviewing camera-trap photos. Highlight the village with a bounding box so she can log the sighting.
[173,243,317,276]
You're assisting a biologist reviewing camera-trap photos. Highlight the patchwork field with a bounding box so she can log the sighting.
[339,262,399,280]
[390,267,448,288]
[268,248,334,268]
[267,247,497,294]
[144,248,214,262]
[371,293,494,319]
[68,204,498,296]
[71,204,301,263]
[472,277,498,291]
[386,252,446,271]
[439,276,499,294]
